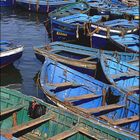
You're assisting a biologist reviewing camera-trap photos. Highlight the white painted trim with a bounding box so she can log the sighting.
[0,46,24,57]
[92,33,107,39]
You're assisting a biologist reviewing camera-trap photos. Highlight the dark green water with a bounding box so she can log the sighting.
[0,7,50,99]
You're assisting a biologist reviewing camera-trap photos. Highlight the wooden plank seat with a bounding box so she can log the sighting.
[84,104,124,114]
[0,104,26,118]
[79,56,97,62]
[47,126,104,140]
[64,94,101,102]
[126,86,139,92]
[47,127,78,140]
[77,127,104,139]
[20,133,43,140]
[2,115,54,135]
[111,71,139,79]
[99,115,139,126]
[113,115,139,126]
[47,82,81,89]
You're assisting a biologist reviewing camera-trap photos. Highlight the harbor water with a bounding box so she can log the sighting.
[0,7,50,99]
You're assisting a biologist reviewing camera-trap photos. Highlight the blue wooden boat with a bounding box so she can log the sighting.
[98,54,139,95]
[45,1,90,36]
[0,0,15,6]
[123,6,139,20]
[89,19,139,49]
[0,41,24,69]
[39,58,139,138]
[86,0,111,15]
[86,0,128,18]
[49,3,139,47]
[33,41,139,77]
[16,0,79,13]
[50,13,104,44]
[98,92,139,135]
[109,34,139,53]
[33,41,139,63]
[1,87,137,140]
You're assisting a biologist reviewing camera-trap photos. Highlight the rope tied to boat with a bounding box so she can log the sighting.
[47,0,49,13]
[86,24,100,48]
[88,26,100,36]
[121,28,126,38]
[36,0,39,13]
[28,0,31,11]
[106,27,110,38]
[83,22,86,35]
[76,23,80,39]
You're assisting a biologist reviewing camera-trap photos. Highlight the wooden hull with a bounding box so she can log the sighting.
[33,41,139,64]
[109,34,139,53]
[90,19,139,49]
[1,87,138,140]
[16,0,76,13]
[0,0,15,6]
[99,54,139,94]
[0,42,23,68]
[40,58,139,137]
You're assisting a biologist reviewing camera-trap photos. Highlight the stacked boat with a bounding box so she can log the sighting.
[33,1,139,139]
[1,87,138,140]
[45,1,139,49]
[1,0,139,139]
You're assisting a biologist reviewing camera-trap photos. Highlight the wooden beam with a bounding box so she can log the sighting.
[0,104,25,118]
[99,115,114,124]
[111,71,138,79]
[85,104,124,114]
[48,82,80,89]
[65,94,101,101]
[100,115,139,126]
[47,127,78,140]
[2,115,53,135]
[77,127,104,139]
[126,86,139,92]
[79,56,96,61]
[113,115,139,126]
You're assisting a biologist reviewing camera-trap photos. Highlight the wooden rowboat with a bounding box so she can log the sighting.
[39,58,139,138]
[1,87,137,140]
[0,41,23,69]
[98,54,139,95]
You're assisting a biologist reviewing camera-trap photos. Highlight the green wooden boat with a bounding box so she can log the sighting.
[0,87,138,140]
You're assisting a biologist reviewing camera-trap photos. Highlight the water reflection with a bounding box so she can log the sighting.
[1,7,50,99]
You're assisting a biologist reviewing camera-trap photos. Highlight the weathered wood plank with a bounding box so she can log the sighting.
[2,115,53,135]
[47,127,78,140]
[113,115,139,126]
[99,115,113,123]
[78,127,104,139]
[48,82,80,88]
[111,71,138,79]
[0,104,25,117]
[80,56,96,62]
[126,86,139,92]
[100,115,139,126]
[85,104,124,114]
[65,94,101,101]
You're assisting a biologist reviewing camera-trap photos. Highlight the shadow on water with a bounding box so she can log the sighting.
[0,64,22,86]
[1,7,51,101]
